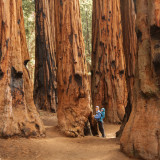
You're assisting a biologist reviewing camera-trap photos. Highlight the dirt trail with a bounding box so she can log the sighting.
[0,111,138,160]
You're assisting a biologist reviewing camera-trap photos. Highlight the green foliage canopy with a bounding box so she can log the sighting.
[80,0,92,67]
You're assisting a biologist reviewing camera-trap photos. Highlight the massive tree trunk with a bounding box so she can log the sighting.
[34,0,57,112]
[91,0,128,123]
[120,1,160,159]
[116,0,137,137]
[0,0,45,137]
[54,0,95,137]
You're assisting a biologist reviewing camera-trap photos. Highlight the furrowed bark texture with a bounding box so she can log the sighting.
[0,0,45,137]
[92,0,127,123]
[34,0,57,112]
[54,0,94,137]
[120,1,160,159]
[116,0,137,137]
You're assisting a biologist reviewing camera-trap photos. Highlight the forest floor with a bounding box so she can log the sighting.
[0,111,138,160]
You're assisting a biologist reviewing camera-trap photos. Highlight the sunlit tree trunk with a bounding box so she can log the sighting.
[116,0,137,137]
[0,0,45,137]
[120,1,160,159]
[54,0,96,137]
[34,0,57,112]
[91,0,128,123]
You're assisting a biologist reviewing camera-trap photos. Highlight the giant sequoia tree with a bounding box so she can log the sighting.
[0,0,45,137]
[120,1,160,159]
[34,0,57,112]
[92,0,127,123]
[116,0,137,137]
[54,0,94,137]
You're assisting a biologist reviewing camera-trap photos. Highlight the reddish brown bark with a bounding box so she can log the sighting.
[116,0,137,137]
[91,0,128,123]
[120,1,160,159]
[0,0,45,137]
[54,0,96,137]
[34,0,57,112]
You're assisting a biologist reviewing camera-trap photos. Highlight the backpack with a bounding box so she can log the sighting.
[101,108,105,119]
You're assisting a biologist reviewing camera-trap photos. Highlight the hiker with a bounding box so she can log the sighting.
[94,106,106,138]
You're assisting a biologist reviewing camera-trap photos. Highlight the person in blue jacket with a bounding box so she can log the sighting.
[94,106,106,138]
